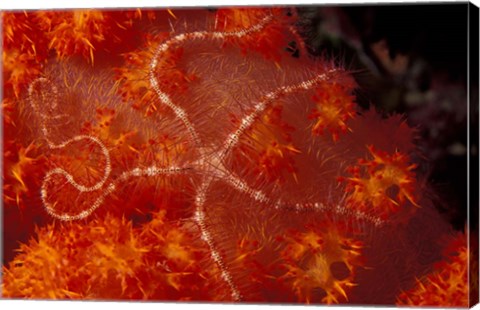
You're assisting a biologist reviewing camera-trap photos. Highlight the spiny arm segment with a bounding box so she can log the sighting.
[219,69,339,159]
[42,165,190,221]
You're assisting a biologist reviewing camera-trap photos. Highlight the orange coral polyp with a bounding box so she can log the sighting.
[341,146,418,218]
[36,10,108,62]
[3,142,45,208]
[258,141,300,176]
[34,10,137,64]
[215,8,294,60]
[280,223,363,304]
[215,8,281,31]
[239,105,300,182]
[1,215,148,299]
[2,49,42,98]
[115,37,195,116]
[396,233,470,307]
[309,81,357,142]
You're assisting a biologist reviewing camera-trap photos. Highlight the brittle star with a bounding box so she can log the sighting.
[149,14,384,300]
[31,13,384,302]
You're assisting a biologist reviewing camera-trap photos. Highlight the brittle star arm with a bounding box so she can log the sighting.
[42,165,191,221]
[224,172,384,227]
[29,78,113,192]
[218,69,339,160]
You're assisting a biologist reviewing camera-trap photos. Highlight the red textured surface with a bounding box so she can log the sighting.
[1,7,474,306]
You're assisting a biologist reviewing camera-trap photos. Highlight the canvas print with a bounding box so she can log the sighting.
[1,3,479,307]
